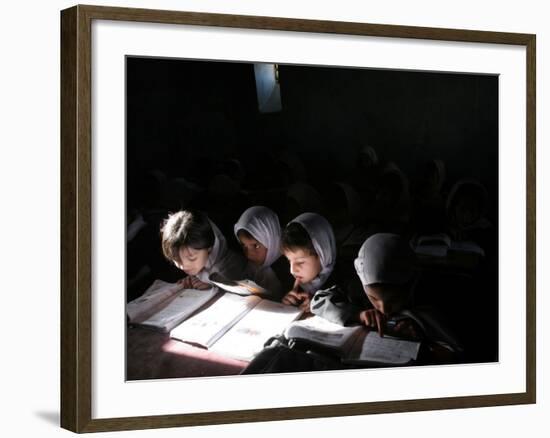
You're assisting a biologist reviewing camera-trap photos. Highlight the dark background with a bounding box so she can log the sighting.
[126,56,499,363]
[127,57,498,205]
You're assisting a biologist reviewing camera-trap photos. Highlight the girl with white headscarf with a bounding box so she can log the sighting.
[280,212,337,311]
[446,178,492,241]
[234,206,283,298]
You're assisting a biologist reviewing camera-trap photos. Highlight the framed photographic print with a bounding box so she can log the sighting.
[60,4,536,433]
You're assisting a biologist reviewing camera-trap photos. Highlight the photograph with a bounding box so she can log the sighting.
[2,0,544,436]
[59,4,535,432]
[125,56,499,380]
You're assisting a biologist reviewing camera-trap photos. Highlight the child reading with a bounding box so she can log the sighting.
[311,233,462,357]
[446,178,492,243]
[281,213,337,311]
[160,209,246,289]
[234,206,284,298]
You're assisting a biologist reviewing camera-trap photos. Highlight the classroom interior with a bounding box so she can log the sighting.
[126,56,499,378]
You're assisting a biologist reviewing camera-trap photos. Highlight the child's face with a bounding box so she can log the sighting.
[364,284,408,316]
[175,246,210,276]
[238,233,267,266]
[283,248,321,285]
[454,196,481,227]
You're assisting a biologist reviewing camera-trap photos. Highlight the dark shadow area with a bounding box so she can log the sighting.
[34,411,59,427]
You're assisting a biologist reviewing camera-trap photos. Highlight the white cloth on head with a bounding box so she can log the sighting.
[354,233,414,286]
[360,145,379,167]
[234,206,283,297]
[289,213,336,294]
[234,206,282,268]
[195,218,246,283]
[446,178,491,231]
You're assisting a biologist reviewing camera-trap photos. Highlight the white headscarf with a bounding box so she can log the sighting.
[289,213,336,294]
[360,145,379,168]
[354,233,414,286]
[446,178,490,231]
[234,206,282,268]
[196,218,237,282]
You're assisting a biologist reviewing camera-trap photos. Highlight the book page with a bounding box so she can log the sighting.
[170,293,262,347]
[414,233,451,257]
[210,300,303,361]
[139,287,219,332]
[450,240,485,256]
[351,332,421,365]
[417,233,451,246]
[126,279,181,322]
[208,272,267,296]
[414,245,448,257]
[284,316,362,352]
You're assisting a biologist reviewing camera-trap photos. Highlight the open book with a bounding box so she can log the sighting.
[170,293,303,361]
[412,233,485,258]
[208,272,268,297]
[126,279,220,332]
[284,316,420,366]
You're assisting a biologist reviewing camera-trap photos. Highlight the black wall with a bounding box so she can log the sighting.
[126,57,498,219]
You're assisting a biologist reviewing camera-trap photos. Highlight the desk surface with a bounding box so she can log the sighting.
[126,326,248,380]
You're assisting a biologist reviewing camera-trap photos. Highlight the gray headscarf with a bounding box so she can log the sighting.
[289,213,336,294]
[354,233,414,286]
[196,219,232,282]
[234,206,282,268]
[446,178,490,231]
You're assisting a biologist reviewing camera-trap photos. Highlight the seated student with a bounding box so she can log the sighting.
[370,162,411,234]
[281,212,337,312]
[446,178,492,244]
[411,159,447,234]
[234,206,284,299]
[283,182,324,225]
[160,209,246,290]
[350,145,380,209]
[311,233,462,359]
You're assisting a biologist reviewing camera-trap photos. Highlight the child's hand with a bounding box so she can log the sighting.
[359,309,386,337]
[282,279,311,311]
[178,276,211,290]
[282,290,311,309]
[392,318,423,341]
[177,276,194,289]
[190,276,211,290]
[298,293,312,313]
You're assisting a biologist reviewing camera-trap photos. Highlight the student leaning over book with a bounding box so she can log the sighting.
[311,233,463,358]
[234,206,285,300]
[160,209,246,290]
[280,212,337,312]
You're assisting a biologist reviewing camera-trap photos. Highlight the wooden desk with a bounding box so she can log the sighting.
[126,326,248,380]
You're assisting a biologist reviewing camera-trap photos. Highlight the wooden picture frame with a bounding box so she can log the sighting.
[60,4,536,433]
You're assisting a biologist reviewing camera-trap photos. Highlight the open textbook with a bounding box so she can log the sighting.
[284,316,421,366]
[126,279,220,332]
[411,233,485,258]
[170,293,303,361]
